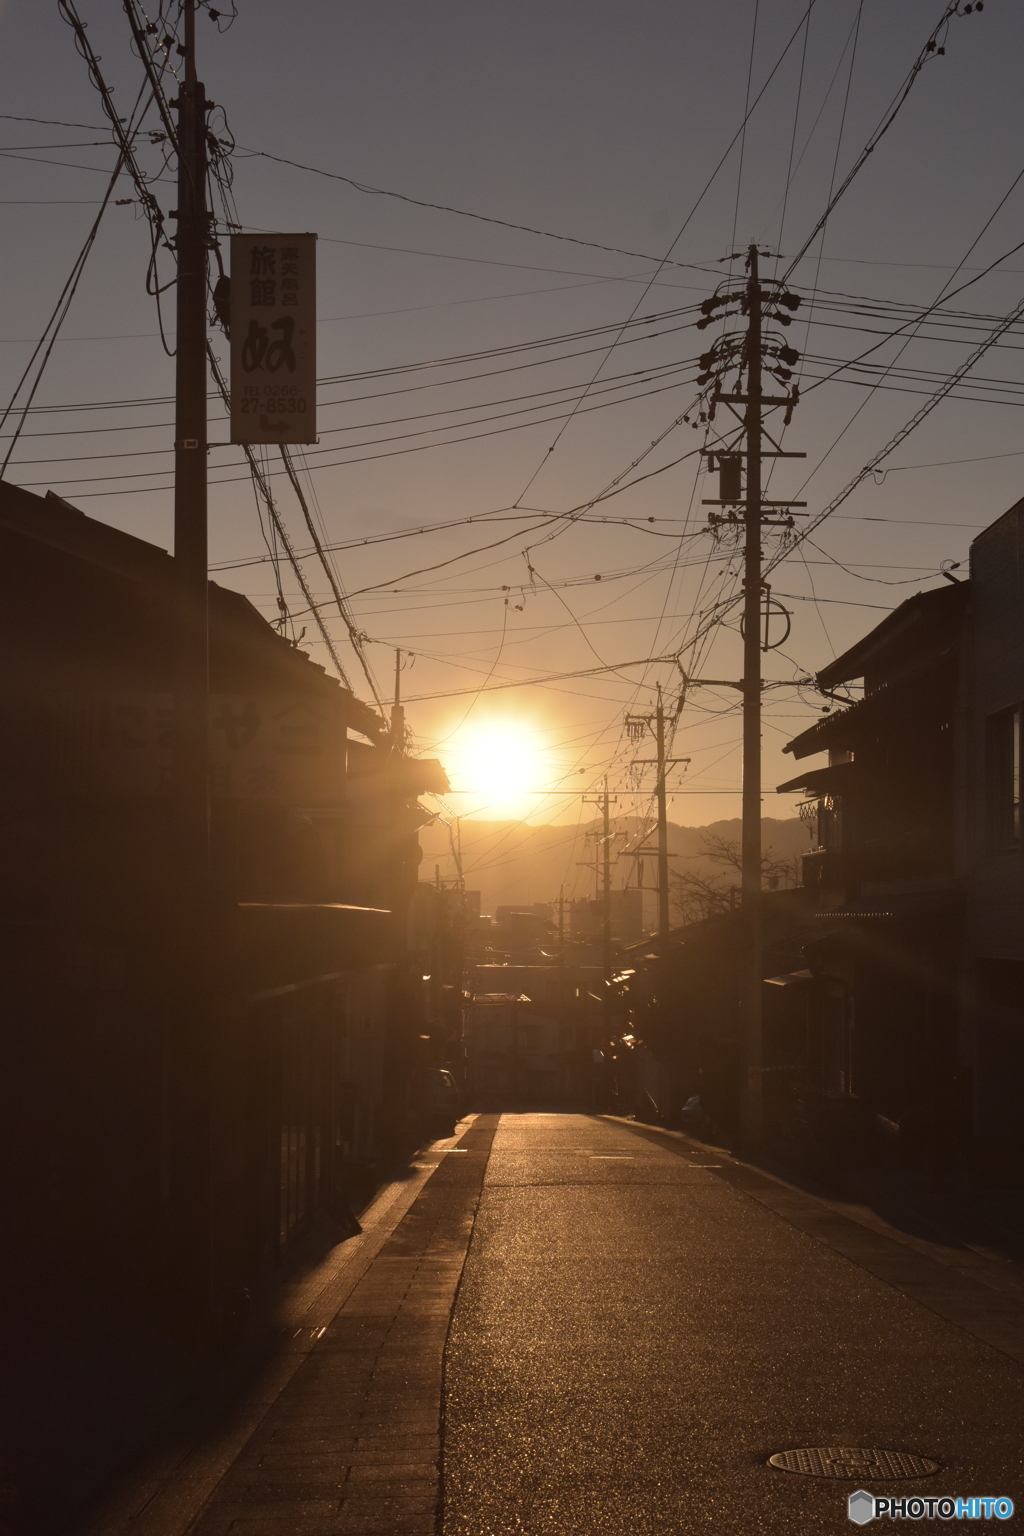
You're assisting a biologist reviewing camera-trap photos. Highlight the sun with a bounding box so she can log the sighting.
[449,721,546,812]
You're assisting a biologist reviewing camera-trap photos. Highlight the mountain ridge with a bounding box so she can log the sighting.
[418,815,811,915]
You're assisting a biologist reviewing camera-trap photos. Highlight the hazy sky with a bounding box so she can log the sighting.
[3,1,1024,898]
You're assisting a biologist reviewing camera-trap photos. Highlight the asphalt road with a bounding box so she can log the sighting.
[442,1113,1024,1535]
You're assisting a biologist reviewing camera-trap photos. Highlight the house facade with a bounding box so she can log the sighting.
[0,481,448,1371]
[960,501,1024,1176]
[777,497,1024,1181]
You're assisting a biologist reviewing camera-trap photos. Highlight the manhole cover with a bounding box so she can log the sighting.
[768,1448,940,1480]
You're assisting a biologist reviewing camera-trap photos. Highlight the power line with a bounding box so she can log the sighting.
[0,154,127,478]
[205,347,355,690]
[766,283,1024,577]
[278,445,386,710]
[402,654,681,703]
[783,1,986,280]
[509,0,821,508]
[232,144,721,277]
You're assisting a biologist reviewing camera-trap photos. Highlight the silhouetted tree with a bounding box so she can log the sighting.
[669,833,799,925]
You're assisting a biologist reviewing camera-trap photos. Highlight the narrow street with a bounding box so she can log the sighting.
[87,1113,1024,1536]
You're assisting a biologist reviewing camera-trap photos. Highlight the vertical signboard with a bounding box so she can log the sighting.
[230,233,316,444]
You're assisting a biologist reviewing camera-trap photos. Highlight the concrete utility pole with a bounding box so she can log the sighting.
[602,782,612,995]
[626,688,689,941]
[697,243,805,1148]
[392,648,405,753]
[655,691,670,940]
[557,886,566,997]
[583,781,618,1029]
[168,0,213,1341]
[740,247,765,1150]
[173,0,210,845]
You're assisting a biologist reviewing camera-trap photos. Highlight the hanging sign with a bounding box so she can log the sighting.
[230,232,316,444]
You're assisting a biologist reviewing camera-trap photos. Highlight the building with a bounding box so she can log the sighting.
[776,578,968,1165]
[0,481,448,1499]
[776,496,1024,1179]
[959,501,1024,1176]
[463,992,589,1105]
[569,888,644,944]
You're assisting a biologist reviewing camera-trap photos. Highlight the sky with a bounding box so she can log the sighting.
[2,0,1024,902]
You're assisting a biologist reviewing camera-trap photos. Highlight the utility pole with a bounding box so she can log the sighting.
[168,0,212,1343]
[173,0,210,846]
[584,781,618,1031]
[654,688,670,941]
[557,886,566,978]
[741,246,765,1151]
[392,648,405,753]
[697,243,805,1148]
[602,783,612,996]
[626,689,689,941]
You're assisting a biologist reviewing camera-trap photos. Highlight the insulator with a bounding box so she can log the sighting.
[777,291,801,311]
[779,345,799,366]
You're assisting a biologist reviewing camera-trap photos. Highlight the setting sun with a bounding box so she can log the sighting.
[445,721,548,813]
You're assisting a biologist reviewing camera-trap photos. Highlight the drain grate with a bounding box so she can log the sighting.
[769,1448,940,1480]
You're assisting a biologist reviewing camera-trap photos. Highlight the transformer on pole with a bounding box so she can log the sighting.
[696,244,806,1149]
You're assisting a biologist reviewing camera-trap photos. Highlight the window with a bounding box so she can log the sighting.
[986,705,1021,851]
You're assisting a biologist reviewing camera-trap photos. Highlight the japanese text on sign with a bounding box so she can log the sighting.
[230,233,316,445]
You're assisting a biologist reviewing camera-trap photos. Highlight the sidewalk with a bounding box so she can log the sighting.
[77,1117,497,1536]
[608,1116,1024,1364]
